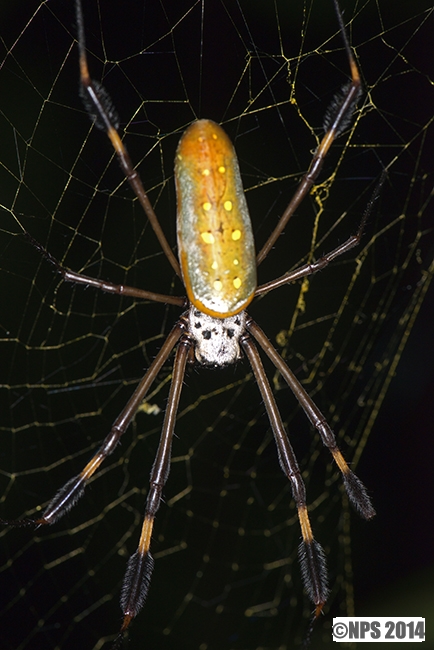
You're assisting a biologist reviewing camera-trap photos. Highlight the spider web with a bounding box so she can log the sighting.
[1,1,433,649]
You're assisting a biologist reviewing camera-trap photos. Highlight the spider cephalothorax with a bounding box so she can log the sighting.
[187,306,246,366]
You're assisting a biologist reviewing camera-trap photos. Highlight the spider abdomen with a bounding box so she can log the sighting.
[175,119,256,318]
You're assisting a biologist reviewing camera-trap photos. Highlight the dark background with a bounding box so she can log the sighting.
[1,1,433,649]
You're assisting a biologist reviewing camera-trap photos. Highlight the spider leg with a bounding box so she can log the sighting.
[116,336,190,643]
[255,229,362,297]
[24,232,185,308]
[75,0,181,278]
[241,333,329,616]
[0,322,184,529]
[256,0,362,266]
[247,318,375,521]
[255,169,386,296]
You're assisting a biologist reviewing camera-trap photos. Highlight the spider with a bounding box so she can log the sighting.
[3,0,377,644]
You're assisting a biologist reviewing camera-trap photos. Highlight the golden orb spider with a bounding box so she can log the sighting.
[2,0,378,645]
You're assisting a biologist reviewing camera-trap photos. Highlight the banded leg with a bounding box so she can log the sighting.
[256,0,362,266]
[241,334,329,616]
[116,336,190,641]
[247,318,375,520]
[0,322,184,529]
[75,0,181,278]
